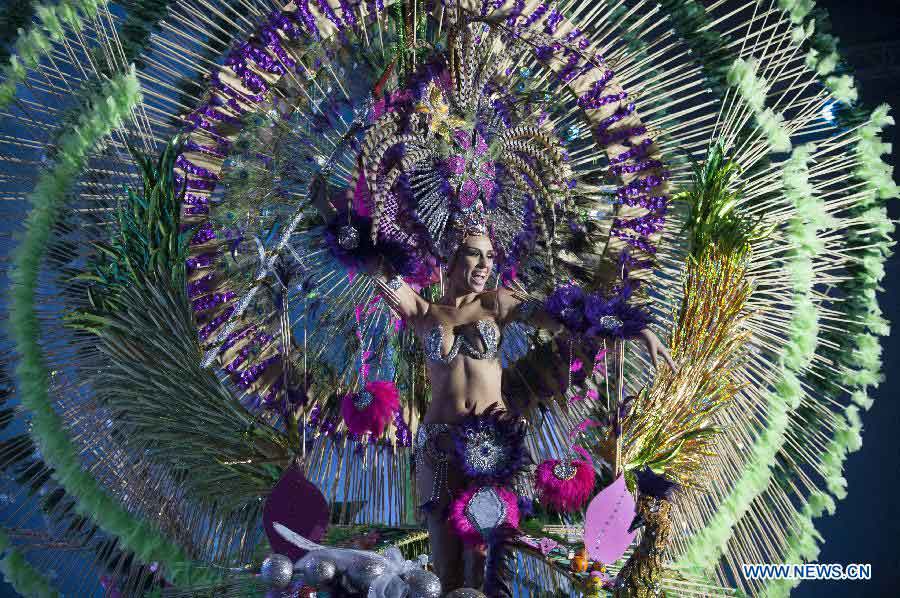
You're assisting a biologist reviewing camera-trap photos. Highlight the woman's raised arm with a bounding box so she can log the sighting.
[491,288,562,332]
[490,287,675,370]
[371,267,430,323]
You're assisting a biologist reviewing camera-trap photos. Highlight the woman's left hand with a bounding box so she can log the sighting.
[638,328,676,370]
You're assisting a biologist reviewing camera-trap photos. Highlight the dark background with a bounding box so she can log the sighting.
[0,0,898,596]
[793,2,900,596]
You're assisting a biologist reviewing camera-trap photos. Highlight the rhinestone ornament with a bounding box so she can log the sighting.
[386,275,404,290]
[464,487,508,534]
[337,224,359,250]
[598,315,623,331]
[260,553,294,588]
[352,389,374,410]
[553,461,578,481]
[464,431,509,476]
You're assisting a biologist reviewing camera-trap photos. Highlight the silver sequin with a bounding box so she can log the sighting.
[342,555,388,592]
[445,590,488,598]
[404,569,443,598]
[415,424,451,508]
[353,389,374,409]
[338,224,359,249]
[301,555,336,585]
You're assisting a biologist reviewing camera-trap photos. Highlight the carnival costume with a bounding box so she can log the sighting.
[0,1,897,597]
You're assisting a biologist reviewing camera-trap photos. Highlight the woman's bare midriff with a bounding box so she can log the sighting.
[422,356,504,424]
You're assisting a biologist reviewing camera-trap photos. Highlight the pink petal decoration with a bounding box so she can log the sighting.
[459,179,479,207]
[446,155,466,175]
[538,538,559,555]
[583,475,637,564]
[453,128,471,149]
[475,134,489,156]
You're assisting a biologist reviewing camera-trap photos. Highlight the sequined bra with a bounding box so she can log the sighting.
[424,319,500,364]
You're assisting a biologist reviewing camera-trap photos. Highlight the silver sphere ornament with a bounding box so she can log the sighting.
[338,225,360,250]
[446,589,487,598]
[302,555,337,586]
[260,554,294,588]
[403,569,442,598]
[341,555,388,592]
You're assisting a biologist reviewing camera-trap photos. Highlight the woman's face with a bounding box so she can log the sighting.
[449,235,495,293]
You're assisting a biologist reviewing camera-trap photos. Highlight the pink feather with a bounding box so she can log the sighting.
[341,380,400,437]
[535,458,596,513]
[448,486,520,546]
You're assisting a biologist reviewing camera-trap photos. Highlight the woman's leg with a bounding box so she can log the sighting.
[415,427,466,591]
[426,510,465,591]
[463,543,487,588]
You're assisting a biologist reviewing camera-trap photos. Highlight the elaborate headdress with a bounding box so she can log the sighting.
[354,23,574,275]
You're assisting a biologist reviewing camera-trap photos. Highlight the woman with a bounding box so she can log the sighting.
[372,232,673,590]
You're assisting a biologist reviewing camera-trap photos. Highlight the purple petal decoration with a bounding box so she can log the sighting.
[263,464,330,561]
[635,467,681,500]
[583,475,637,564]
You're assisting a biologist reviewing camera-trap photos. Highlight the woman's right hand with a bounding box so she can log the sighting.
[638,328,676,370]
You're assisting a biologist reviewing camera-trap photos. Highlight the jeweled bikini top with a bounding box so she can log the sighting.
[424,319,500,364]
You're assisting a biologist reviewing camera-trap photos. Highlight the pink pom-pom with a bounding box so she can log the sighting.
[449,486,520,546]
[535,458,596,513]
[341,380,400,436]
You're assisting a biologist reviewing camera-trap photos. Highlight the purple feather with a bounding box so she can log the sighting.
[452,405,529,485]
[324,212,419,276]
[546,283,588,333]
[584,282,651,339]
